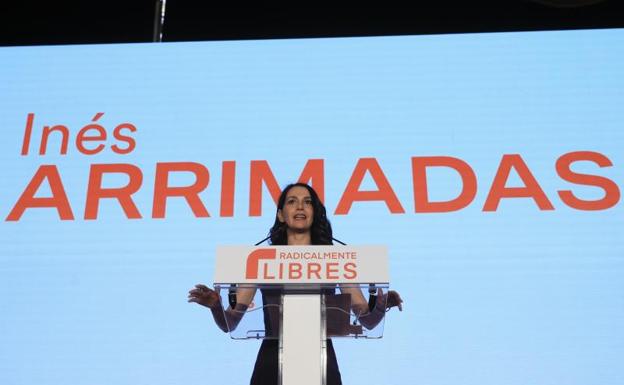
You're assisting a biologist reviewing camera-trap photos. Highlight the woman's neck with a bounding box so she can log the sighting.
[286,230,311,245]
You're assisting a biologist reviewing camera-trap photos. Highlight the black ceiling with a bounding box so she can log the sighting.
[2,0,624,47]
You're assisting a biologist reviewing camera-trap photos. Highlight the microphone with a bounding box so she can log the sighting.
[255,224,347,246]
[254,235,271,246]
[254,226,282,246]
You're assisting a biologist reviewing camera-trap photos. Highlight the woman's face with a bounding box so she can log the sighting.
[277,186,314,232]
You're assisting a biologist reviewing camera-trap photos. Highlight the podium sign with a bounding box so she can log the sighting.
[214,245,389,285]
[214,245,390,385]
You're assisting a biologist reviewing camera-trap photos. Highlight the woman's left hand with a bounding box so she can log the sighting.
[376,289,403,311]
[386,290,403,311]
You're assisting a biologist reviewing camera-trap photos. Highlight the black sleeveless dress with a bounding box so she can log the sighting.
[249,289,343,385]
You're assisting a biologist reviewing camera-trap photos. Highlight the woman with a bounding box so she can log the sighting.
[188,183,403,384]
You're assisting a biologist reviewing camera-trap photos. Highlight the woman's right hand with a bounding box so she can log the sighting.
[187,283,221,309]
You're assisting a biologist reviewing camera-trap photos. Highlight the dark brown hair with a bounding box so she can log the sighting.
[268,183,333,245]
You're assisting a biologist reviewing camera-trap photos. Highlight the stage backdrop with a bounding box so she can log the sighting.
[1,29,623,385]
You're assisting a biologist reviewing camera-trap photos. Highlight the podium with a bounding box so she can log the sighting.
[214,245,390,385]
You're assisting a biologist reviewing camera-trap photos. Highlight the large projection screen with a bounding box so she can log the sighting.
[1,29,623,385]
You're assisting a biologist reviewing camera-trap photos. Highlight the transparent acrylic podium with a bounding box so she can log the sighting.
[214,284,390,340]
[214,245,390,385]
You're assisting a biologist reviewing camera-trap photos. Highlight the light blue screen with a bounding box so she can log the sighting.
[1,29,623,385]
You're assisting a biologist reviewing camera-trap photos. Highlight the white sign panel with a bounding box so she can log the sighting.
[214,245,389,284]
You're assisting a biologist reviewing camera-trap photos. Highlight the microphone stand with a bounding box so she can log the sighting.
[254,235,347,246]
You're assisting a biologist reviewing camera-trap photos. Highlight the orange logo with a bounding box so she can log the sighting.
[245,248,277,279]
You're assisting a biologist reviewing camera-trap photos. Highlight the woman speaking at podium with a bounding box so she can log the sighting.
[188,183,403,385]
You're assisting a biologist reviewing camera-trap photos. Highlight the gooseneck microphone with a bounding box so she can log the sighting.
[254,227,282,246]
[255,235,347,246]
[253,227,346,246]
[254,235,272,246]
